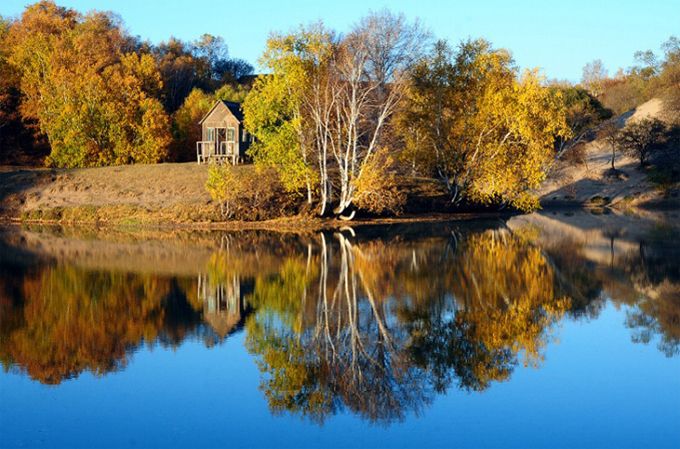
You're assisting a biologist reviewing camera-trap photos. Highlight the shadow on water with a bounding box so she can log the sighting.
[0,212,679,423]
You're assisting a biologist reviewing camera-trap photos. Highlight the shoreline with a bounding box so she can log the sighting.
[0,211,516,233]
[1,163,678,233]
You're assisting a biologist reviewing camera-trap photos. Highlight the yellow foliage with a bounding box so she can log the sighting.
[397,39,570,212]
[205,164,297,220]
[6,2,171,167]
[352,148,406,214]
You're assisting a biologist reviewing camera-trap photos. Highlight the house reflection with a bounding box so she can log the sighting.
[197,272,253,340]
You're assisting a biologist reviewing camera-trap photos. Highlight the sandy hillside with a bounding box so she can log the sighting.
[539,98,679,208]
[0,162,215,221]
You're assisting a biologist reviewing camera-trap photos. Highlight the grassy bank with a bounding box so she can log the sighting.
[2,158,676,231]
[0,162,496,230]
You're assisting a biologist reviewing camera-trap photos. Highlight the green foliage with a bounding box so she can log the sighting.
[243,63,316,194]
[214,83,249,103]
[554,85,612,134]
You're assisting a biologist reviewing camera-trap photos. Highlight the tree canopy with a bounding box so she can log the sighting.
[1,1,254,167]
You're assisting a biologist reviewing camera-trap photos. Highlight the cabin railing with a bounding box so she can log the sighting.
[197,141,238,165]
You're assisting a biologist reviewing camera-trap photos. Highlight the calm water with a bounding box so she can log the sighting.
[1,211,679,448]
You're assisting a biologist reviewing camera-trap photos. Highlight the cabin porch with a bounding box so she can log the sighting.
[196,126,240,165]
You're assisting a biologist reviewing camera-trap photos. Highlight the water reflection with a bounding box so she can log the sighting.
[0,212,678,423]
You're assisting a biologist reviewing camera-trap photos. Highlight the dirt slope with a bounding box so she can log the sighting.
[0,162,216,223]
[539,98,679,208]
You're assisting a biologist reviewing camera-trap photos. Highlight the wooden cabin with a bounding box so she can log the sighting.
[197,100,252,164]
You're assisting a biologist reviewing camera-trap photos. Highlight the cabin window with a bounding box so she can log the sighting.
[207,128,215,141]
[227,127,235,142]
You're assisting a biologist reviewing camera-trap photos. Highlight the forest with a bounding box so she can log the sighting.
[1,1,679,218]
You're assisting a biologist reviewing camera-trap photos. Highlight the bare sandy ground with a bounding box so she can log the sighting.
[539,98,679,208]
[0,162,211,210]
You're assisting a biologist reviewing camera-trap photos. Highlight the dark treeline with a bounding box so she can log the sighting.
[0,1,254,165]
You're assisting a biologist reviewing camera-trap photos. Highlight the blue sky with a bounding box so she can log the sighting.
[2,0,679,81]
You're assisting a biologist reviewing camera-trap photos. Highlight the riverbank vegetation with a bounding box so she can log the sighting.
[234,16,570,216]
[1,1,679,223]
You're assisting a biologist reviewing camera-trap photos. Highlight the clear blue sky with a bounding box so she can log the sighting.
[2,0,679,81]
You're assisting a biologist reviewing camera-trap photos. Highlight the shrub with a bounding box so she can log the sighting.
[617,118,667,167]
[205,164,299,220]
[351,149,406,215]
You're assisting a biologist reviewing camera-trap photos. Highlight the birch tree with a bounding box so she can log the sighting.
[328,11,427,217]
[244,12,427,217]
[243,24,335,206]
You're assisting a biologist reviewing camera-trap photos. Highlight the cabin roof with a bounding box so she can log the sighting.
[198,100,244,125]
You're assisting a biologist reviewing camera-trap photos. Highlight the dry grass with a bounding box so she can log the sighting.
[1,163,223,226]
[0,162,502,230]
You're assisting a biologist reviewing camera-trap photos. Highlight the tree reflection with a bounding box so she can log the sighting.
[0,264,238,383]
[620,235,680,356]
[1,219,677,425]
[530,217,680,357]
[1,266,179,383]
[243,229,569,423]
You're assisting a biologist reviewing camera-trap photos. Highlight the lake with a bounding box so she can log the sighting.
[1,211,679,448]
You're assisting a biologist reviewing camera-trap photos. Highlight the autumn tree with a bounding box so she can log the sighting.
[617,118,667,167]
[192,34,253,87]
[153,34,253,114]
[398,39,569,211]
[597,36,680,116]
[243,12,426,217]
[243,24,331,204]
[154,37,207,112]
[658,36,680,119]
[351,148,406,215]
[326,12,428,217]
[0,16,41,163]
[170,87,213,161]
[581,59,608,97]
[5,1,171,167]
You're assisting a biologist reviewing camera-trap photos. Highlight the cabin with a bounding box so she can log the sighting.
[196,100,252,164]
